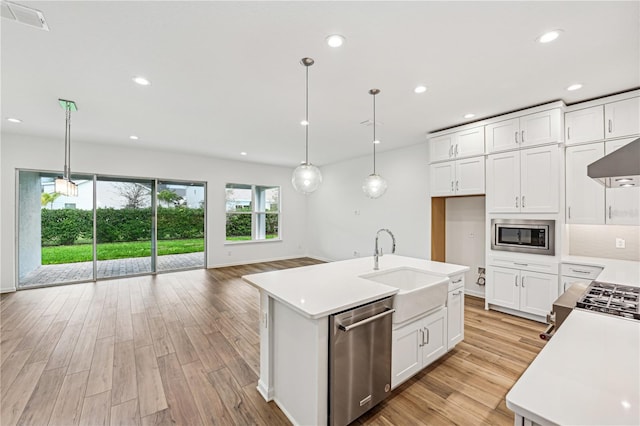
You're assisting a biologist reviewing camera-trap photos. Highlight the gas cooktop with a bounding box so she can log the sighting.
[576,281,640,320]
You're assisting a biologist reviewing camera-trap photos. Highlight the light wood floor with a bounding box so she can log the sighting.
[1,258,546,426]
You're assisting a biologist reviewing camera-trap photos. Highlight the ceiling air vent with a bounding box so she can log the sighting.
[1,1,49,31]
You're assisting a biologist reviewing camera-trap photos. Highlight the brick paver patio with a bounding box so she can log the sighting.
[19,252,205,288]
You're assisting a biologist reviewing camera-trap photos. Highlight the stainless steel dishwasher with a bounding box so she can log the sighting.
[329,297,394,426]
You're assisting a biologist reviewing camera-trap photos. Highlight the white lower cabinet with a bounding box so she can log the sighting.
[487,266,558,318]
[391,308,446,389]
[447,286,464,351]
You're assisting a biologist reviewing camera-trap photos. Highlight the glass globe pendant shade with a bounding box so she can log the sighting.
[362,173,388,199]
[292,163,323,195]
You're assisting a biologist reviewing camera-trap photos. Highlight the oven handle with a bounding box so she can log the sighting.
[338,308,396,332]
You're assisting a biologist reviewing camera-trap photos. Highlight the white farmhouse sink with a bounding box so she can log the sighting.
[360,267,449,324]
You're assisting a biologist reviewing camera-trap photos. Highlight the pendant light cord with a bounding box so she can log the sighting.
[372,93,376,175]
[305,64,309,165]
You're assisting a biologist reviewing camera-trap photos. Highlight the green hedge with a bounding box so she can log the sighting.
[225,213,278,236]
[41,207,204,246]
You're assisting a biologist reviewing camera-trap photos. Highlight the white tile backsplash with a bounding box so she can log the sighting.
[568,225,640,261]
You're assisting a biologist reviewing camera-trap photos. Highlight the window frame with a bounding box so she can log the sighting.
[225,183,281,244]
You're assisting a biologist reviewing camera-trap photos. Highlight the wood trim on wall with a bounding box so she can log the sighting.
[431,197,446,262]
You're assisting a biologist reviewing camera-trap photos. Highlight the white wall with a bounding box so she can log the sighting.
[445,196,486,297]
[1,133,308,292]
[568,224,640,261]
[307,143,430,262]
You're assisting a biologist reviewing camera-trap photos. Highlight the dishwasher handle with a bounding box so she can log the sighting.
[338,308,396,332]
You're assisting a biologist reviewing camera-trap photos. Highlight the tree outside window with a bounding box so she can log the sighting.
[226,184,280,241]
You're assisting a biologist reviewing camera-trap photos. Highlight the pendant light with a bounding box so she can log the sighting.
[291,57,322,195]
[362,89,388,198]
[54,99,78,197]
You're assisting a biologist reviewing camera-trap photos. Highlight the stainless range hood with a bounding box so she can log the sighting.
[587,138,640,188]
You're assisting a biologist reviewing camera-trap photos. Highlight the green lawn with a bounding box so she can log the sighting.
[226,234,278,242]
[42,239,204,265]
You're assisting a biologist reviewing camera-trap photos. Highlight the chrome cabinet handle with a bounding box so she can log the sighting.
[567,127,571,140]
[608,119,612,133]
[456,180,459,191]
[451,181,454,192]
[424,327,430,344]
[521,277,525,288]
[453,290,463,296]
[338,308,395,332]
[609,205,612,219]
[514,276,518,287]
[570,269,592,275]
[515,131,518,144]
[455,144,459,156]
[514,262,529,266]
[521,130,525,142]
[568,206,571,219]
[515,196,519,208]
[449,145,453,158]
[522,196,526,208]
[452,278,462,284]
[419,329,424,347]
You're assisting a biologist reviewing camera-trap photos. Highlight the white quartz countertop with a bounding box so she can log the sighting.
[507,309,640,426]
[242,255,469,319]
[562,255,640,286]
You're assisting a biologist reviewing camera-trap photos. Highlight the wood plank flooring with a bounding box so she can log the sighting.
[1,258,546,425]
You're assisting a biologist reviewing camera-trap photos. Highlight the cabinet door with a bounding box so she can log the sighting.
[422,309,447,367]
[566,143,605,224]
[456,157,485,195]
[447,289,464,351]
[486,118,519,153]
[391,320,423,389]
[519,271,558,317]
[487,267,519,310]
[520,109,562,148]
[605,97,640,139]
[565,106,605,145]
[430,162,455,197]
[605,138,640,225]
[430,133,455,163]
[520,145,559,213]
[486,151,520,212]
[454,127,485,158]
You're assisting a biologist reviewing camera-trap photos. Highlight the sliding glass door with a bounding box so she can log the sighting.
[17,170,207,288]
[96,177,154,279]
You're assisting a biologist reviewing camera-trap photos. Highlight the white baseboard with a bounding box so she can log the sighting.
[464,288,485,298]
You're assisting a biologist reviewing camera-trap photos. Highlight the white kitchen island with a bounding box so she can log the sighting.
[242,255,468,426]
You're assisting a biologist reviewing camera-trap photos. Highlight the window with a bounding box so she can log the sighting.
[226,183,280,242]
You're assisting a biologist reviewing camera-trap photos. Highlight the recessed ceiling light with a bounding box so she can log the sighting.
[326,34,345,48]
[414,85,427,94]
[240,152,247,156]
[567,83,583,91]
[129,135,139,140]
[537,30,563,43]
[300,120,309,126]
[373,140,381,144]
[7,117,22,123]
[463,113,475,119]
[132,76,151,86]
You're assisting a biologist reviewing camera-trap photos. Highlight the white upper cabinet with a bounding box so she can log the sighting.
[486,109,561,153]
[430,157,485,197]
[565,106,605,145]
[487,145,559,213]
[429,126,484,163]
[605,97,640,139]
[605,138,640,225]
[566,143,605,224]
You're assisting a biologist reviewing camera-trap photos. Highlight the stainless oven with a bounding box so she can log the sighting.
[491,219,555,256]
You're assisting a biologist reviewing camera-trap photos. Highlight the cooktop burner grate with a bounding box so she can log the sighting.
[576,282,640,320]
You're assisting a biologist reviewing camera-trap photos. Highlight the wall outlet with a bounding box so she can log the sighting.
[353,251,360,257]
[354,210,360,216]
[615,238,626,249]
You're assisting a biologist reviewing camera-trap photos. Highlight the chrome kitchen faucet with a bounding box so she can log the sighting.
[374,228,396,270]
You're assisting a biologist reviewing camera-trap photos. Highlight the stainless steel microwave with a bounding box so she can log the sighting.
[491,219,555,256]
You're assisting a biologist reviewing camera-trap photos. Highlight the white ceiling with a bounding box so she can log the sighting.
[2,1,639,167]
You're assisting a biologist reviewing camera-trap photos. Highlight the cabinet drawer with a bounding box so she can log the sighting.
[448,274,464,291]
[488,255,558,274]
[560,263,603,280]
